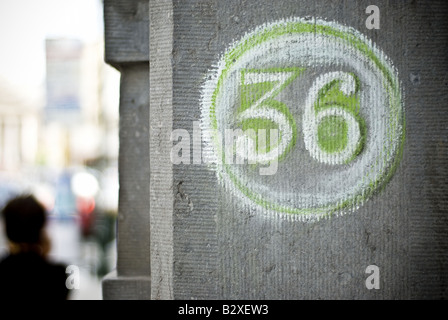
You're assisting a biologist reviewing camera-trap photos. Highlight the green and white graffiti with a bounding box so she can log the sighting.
[200,17,404,221]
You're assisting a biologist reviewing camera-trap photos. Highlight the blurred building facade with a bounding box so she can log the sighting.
[0,78,39,171]
[0,37,119,172]
[43,38,119,169]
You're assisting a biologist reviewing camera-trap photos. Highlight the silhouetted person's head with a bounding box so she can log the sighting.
[0,195,68,300]
[1,195,49,255]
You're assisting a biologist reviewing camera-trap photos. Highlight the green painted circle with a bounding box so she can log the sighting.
[207,18,404,218]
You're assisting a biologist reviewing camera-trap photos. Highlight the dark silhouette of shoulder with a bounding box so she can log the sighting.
[0,252,69,300]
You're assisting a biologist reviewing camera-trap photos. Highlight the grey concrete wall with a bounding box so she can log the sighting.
[106,0,448,300]
[150,0,448,300]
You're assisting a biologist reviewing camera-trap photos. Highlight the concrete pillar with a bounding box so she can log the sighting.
[105,0,448,300]
[102,0,151,300]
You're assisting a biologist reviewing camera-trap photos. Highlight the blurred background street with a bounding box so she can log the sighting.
[0,0,120,299]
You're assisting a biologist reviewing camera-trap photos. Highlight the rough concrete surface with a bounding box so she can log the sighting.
[107,0,448,299]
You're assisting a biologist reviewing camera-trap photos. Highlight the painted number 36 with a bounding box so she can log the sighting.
[201,18,404,218]
[237,69,364,165]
